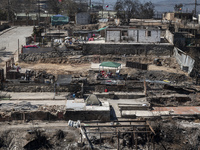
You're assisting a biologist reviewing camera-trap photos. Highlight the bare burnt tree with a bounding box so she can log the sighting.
[61,0,79,15]
[174,3,183,12]
[47,0,83,16]
[47,0,62,14]
[0,0,37,21]
[115,0,155,22]
[139,2,155,19]
[115,0,140,21]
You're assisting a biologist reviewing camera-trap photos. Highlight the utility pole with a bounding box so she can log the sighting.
[195,0,197,17]
[37,0,40,25]
[102,0,104,18]
[7,0,10,22]
[89,0,91,12]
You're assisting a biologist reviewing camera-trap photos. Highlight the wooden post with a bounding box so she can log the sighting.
[100,133,101,147]
[117,129,120,150]
[18,39,19,54]
[132,127,135,148]
[144,79,147,97]
[145,45,147,56]
[151,135,154,150]
[131,132,133,149]
[135,133,138,150]
[23,112,25,123]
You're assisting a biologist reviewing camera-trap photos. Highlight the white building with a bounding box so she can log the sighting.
[105,26,161,43]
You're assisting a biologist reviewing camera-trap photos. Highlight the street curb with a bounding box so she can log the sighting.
[0,26,17,36]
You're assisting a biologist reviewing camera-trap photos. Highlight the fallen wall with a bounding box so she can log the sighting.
[83,43,173,56]
[174,47,195,74]
[165,30,174,44]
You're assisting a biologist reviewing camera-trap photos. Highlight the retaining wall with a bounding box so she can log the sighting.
[126,61,148,70]
[0,111,59,122]
[83,43,174,56]
[3,83,81,92]
[0,110,110,122]
[65,110,110,121]
[0,24,10,31]
[19,50,82,63]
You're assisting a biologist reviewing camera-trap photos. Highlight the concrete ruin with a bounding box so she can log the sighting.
[1,5,200,149]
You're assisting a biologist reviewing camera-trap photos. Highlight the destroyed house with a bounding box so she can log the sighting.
[105,26,161,43]
[163,12,193,21]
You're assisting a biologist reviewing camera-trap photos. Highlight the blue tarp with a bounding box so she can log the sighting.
[51,14,69,26]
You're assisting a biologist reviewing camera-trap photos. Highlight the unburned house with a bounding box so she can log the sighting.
[105,26,161,43]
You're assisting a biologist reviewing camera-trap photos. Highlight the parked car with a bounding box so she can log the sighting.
[23,45,40,48]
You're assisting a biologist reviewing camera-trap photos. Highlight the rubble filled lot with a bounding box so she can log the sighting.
[3,44,200,149]
[80,119,200,150]
[152,119,200,150]
[0,119,199,150]
[0,121,81,150]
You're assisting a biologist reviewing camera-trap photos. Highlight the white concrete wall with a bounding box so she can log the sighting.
[106,29,161,43]
[165,30,174,44]
[174,47,195,74]
[138,29,161,43]
[106,30,121,42]
[76,12,90,25]
[128,30,138,42]
[198,14,200,24]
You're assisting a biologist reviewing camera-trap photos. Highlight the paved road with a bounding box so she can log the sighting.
[0,26,33,62]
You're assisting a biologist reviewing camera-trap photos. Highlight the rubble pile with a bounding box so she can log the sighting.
[152,120,200,149]
[19,50,82,63]
[34,70,55,82]
[0,101,38,111]
[0,127,80,150]
[38,105,65,113]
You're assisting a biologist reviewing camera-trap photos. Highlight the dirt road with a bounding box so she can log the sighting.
[19,62,91,75]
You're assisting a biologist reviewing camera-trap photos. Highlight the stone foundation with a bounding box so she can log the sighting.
[3,83,81,92]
